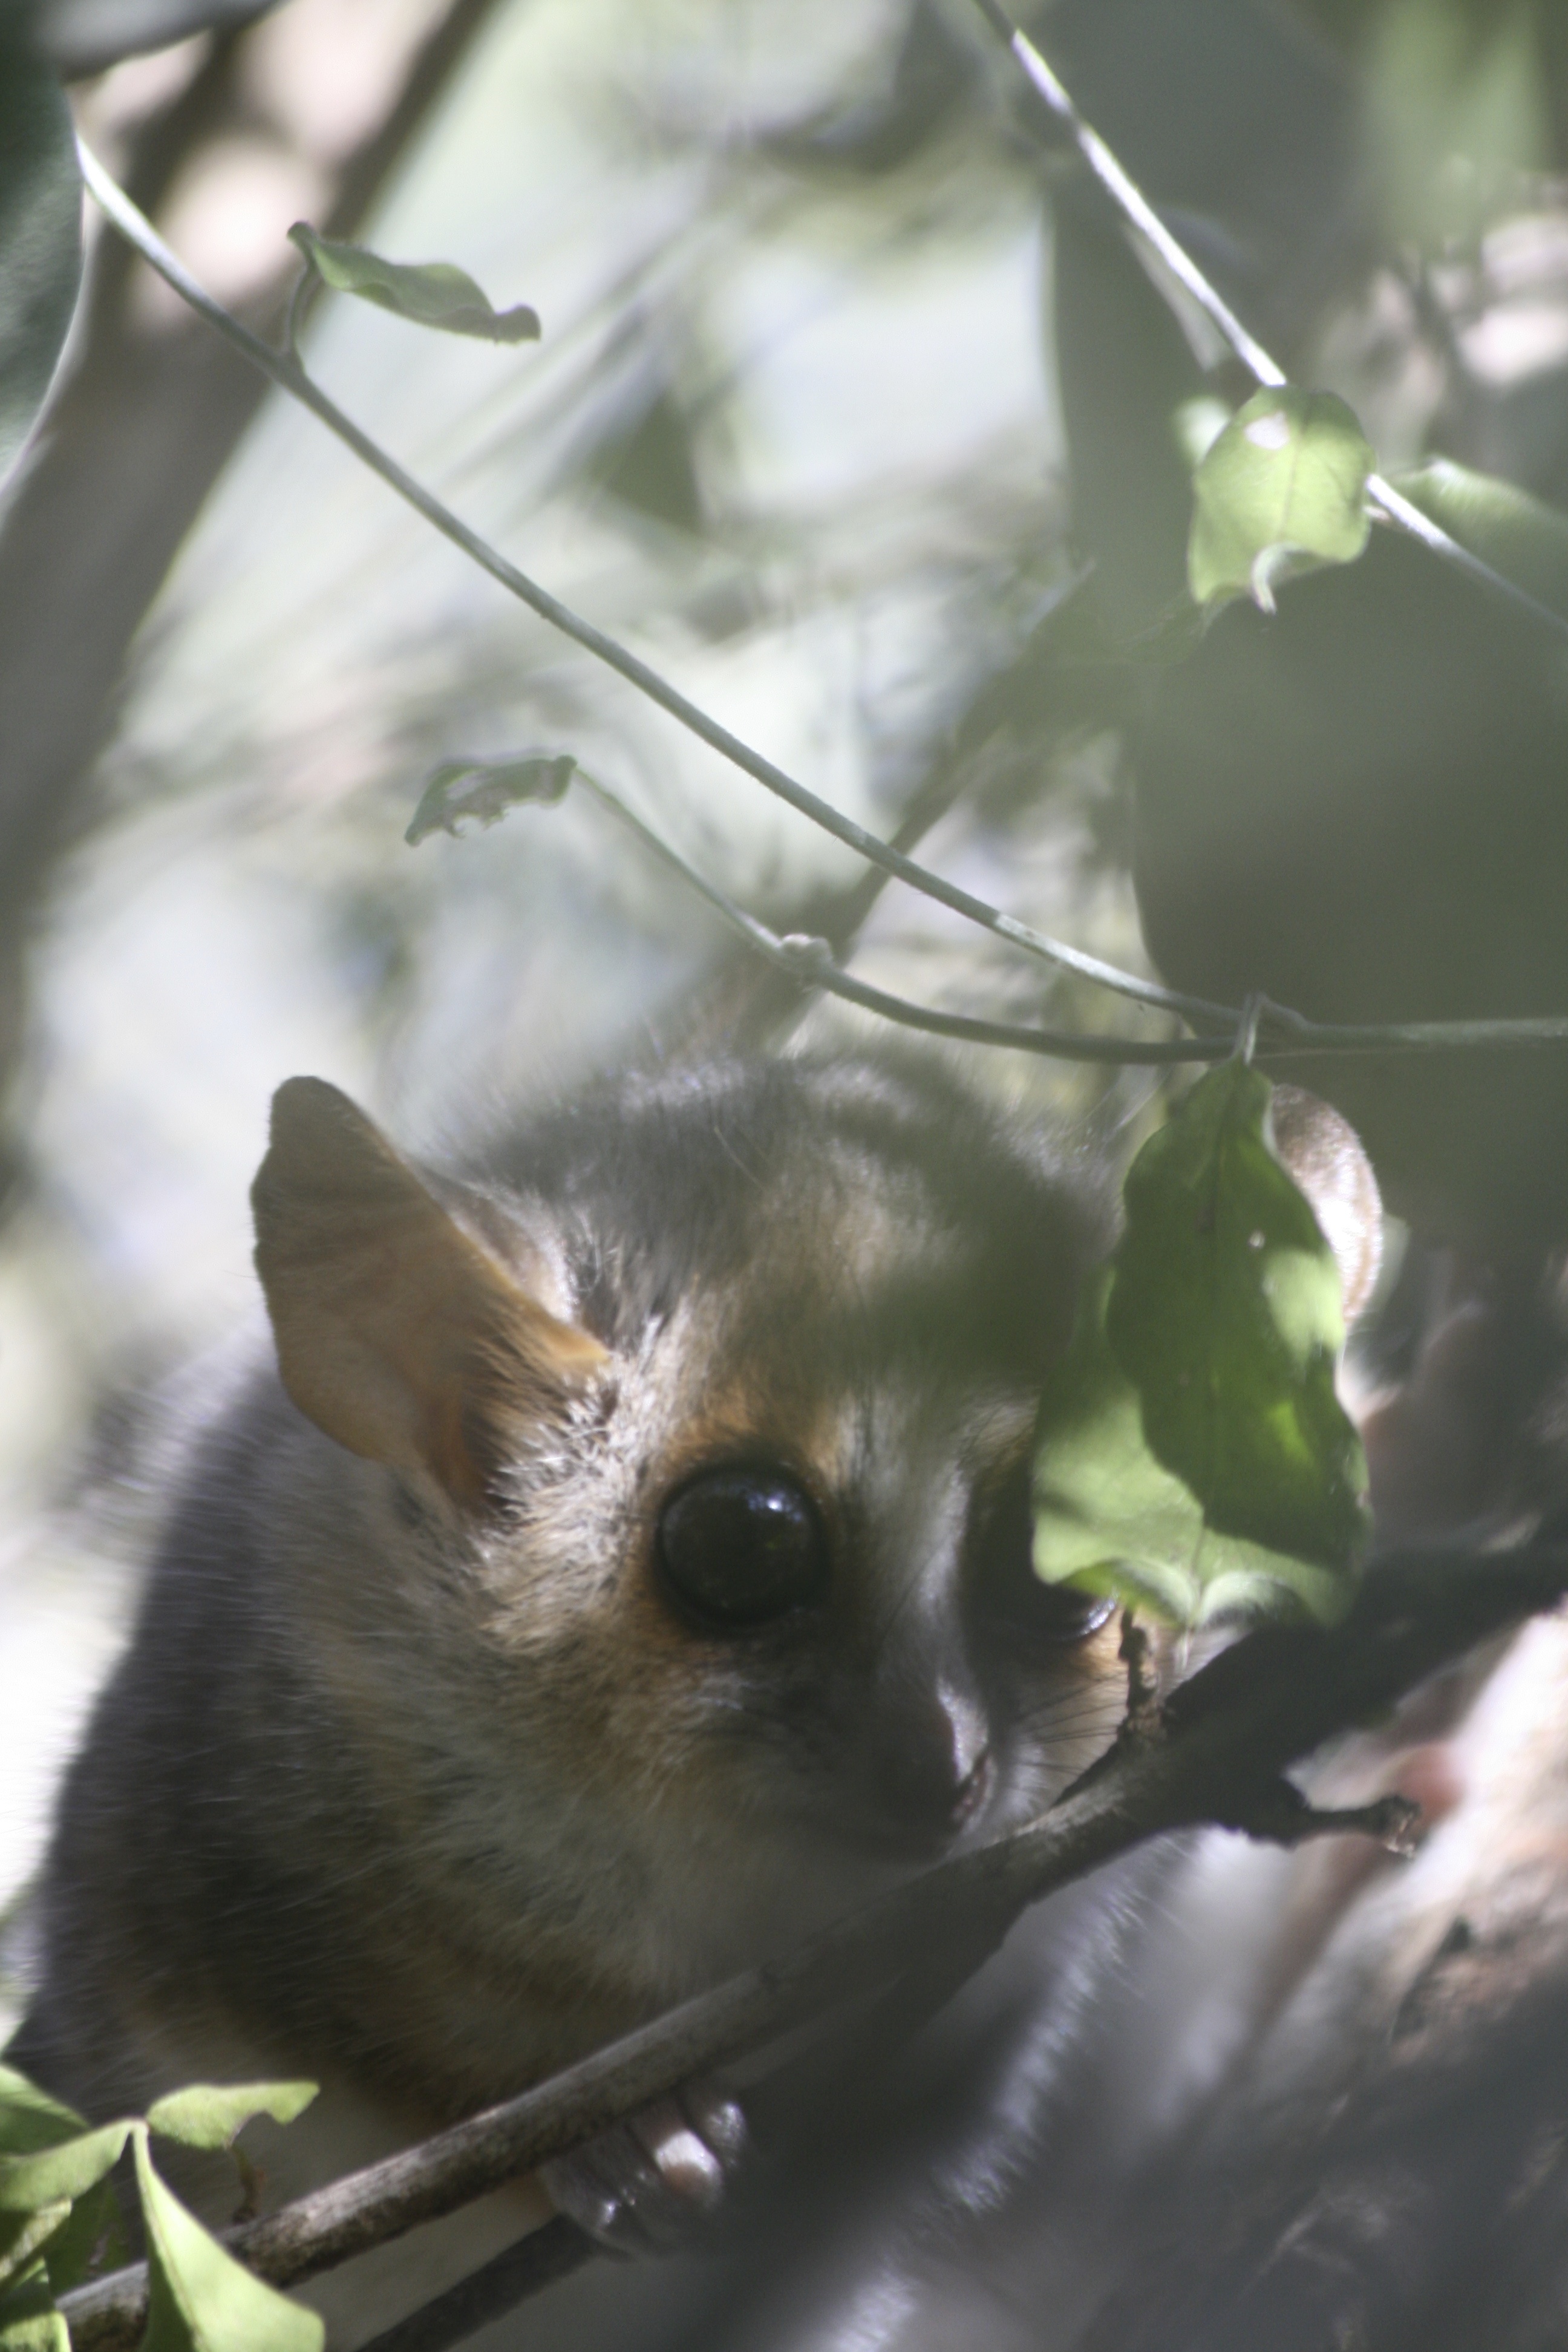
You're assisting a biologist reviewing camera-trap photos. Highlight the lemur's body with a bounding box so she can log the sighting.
[12,1047,1143,2339]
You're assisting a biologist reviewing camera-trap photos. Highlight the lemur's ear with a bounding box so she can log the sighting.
[1269,1084,1383,1327]
[252,1077,606,1504]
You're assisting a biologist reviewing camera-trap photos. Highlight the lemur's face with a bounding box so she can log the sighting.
[253,1054,1127,1978]
[468,1056,1126,1886]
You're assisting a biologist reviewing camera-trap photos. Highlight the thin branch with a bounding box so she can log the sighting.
[82,146,1568,1070]
[74,140,1223,1034]
[578,769,1568,1067]
[76,148,1568,1068]
[970,0,1568,648]
[57,1544,1568,2352]
[574,769,1221,1063]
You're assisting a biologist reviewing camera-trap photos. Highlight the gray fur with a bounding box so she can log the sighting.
[9,1047,1122,2235]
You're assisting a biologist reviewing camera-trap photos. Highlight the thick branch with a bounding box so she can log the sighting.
[57,1545,1568,2350]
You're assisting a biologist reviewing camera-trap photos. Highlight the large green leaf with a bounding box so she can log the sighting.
[146,2083,316,2153]
[288,224,540,344]
[1188,387,1373,612]
[0,26,82,488]
[1033,1066,1369,1628]
[133,2130,323,2352]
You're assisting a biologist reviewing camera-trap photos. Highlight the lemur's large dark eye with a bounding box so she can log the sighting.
[976,1469,1116,1646]
[657,1467,828,1628]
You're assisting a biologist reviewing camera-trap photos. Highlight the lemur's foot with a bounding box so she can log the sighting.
[540,2079,748,2255]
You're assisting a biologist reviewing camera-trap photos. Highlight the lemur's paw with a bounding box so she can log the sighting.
[541,2080,748,2255]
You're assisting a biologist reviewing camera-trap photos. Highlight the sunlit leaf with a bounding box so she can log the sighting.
[405,753,577,845]
[0,2262,67,2352]
[1188,387,1373,612]
[134,2131,323,2352]
[0,2124,131,2214]
[0,25,82,489]
[1033,1269,1352,1627]
[1033,1065,1368,1628]
[0,2070,125,2294]
[287,224,540,344]
[146,2083,317,2153]
[1111,1064,1369,1563]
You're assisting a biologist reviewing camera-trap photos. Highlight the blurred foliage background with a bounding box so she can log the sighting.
[5,0,1568,2140]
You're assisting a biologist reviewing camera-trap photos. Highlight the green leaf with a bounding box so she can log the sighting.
[287,224,540,344]
[133,2130,324,2352]
[1188,387,1373,612]
[0,2072,86,2161]
[1033,1067,1369,1628]
[0,2262,68,2352]
[0,27,82,489]
[1392,458,1568,621]
[1111,1065,1369,1566]
[1033,1270,1352,1627]
[405,753,577,845]
[146,2082,317,2152]
[36,2177,126,2297]
[0,2210,70,2297]
[0,2123,131,2214]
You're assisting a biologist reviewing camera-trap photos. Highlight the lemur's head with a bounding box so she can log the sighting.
[250,1054,1372,1981]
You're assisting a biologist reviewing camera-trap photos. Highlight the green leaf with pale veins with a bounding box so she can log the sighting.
[1189,387,1373,612]
[1033,1065,1369,1628]
[134,2130,323,2352]
[146,2082,317,2152]
[288,224,540,343]
[0,27,82,489]
[405,753,577,844]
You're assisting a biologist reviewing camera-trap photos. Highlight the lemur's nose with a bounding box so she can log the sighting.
[868,1679,993,1846]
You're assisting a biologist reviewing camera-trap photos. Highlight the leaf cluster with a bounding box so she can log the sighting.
[0,2073,319,2352]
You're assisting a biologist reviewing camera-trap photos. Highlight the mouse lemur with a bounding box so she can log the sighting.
[13,1042,1183,2333]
